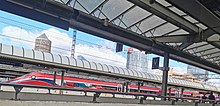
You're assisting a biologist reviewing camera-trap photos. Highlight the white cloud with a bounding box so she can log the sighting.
[1,26,37,48]
[0,26,127,67]
[0,26,73,56]
[172,67,187,74]
[40,28,72,56]
[99,40,116,50]
[74,44,127,68]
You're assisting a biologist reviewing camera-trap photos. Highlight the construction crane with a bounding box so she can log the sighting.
[71,29,77,58]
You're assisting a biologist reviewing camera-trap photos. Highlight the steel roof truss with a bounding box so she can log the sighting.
[95,6,108,19]
[116,15,129,28]
[110,5,136,22]
[184,43,209,51]
[74,0,90,13]
[128,0,199,33]
[141,21,168,36]
[202,51,220,58]
[89,0,109,15]
[167,0,220,39]
[126,14,153,30]
[213,57,220,63]
[194,47,216,54]
[206,54,220,60]
[3,0,220,73]
[160,28,180,36]
[179,42,194,50]
[66,0,73,5]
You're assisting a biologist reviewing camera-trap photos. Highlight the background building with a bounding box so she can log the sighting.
[187,65,220,85]
[187,65,208,82]
[34,33,51,53]
[126,48,148,72]
[157,68,200,83]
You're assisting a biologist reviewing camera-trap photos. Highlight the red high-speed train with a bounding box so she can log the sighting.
[6,72,199,97]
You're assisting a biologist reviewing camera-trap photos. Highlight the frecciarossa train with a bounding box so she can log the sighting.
[6,72,199,97]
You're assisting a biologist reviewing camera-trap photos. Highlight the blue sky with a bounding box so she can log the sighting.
[0,10,187,71]
[0,11,110,47]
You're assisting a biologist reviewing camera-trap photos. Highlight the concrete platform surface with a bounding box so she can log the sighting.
[0,91,217,106]
[0,100,191,106]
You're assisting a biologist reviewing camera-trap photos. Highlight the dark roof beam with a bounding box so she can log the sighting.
[202,29,217,41]
[128,0,199,33]
[150,34,190,43]
[167,0,220,39]
[167,0,220,51]
[179,29,216,50]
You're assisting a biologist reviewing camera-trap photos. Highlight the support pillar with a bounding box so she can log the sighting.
[135,82,141,99]
[168,88,171,101]
[60,71,65,94]
[161,52,169,100]
[181,88,184,97]
[112,93,115,98]
[122,82,125,92]
[168,88,171,97]
[53,71,57,86]
[125,82,129,93]
[61,71,65,87]
[13,86,23,100]
[138,82,141,93]
[84,91,87,96]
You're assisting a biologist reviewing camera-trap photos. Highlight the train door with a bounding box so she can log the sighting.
[127,85,130,93]
[124,83,130,93]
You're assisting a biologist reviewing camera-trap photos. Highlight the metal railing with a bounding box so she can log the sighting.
[0,82,218,106]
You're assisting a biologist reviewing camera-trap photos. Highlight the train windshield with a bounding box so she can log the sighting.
[18,74,28,78]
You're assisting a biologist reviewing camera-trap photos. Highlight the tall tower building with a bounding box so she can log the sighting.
[126,48,148,71]
[34,33,51,53]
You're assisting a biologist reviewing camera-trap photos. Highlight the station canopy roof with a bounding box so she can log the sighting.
[2,0,220,73]
[53,0,220,67]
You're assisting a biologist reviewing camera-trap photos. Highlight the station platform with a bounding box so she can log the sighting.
[0,91,216,106]
[0,99,216,106]
[0,100,177,106]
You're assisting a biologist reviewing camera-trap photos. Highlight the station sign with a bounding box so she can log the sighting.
[152,57,160,69]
